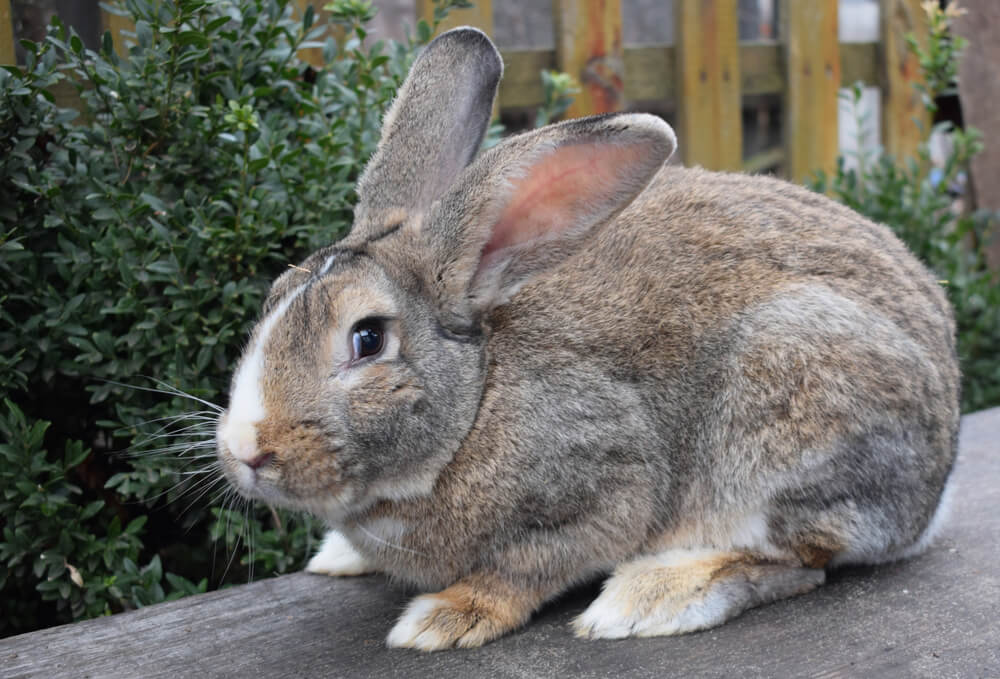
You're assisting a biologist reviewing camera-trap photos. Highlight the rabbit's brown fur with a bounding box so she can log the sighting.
[216,28,959,649]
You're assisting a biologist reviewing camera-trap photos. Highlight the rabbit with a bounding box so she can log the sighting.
[215,27,960,651]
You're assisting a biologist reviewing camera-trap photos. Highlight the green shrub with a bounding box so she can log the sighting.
[811,2,1000,412]
[0,399,202,632]
[0,0,474,636]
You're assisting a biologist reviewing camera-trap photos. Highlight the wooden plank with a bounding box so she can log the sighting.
[11,38,880,119]
[0,0,14,65]
[782,0,840,183]
[4,407,999,677]
[622,45,675,102]
[880,0,931,161]
[553,0,624,118]
[498,43,878,111]
[416,0,494,36]
[953,0,1000,271]
[101,8,135,58]
[497,47,557,109]
[840,41,878,91]
[674,0,742,170]
[740,42,784,96]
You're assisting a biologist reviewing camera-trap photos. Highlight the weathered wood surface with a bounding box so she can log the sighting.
[674,0,742,170]
[0,0,14,65]
[880,0,931,163]
[553,0,625,118]
[498,42,878,111]
[954,0,1000,271]
[4,407,999,679]
[782,0,841,182]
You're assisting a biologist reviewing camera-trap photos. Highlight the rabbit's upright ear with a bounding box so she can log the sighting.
[350,27,502,240]
[425,113,677,329]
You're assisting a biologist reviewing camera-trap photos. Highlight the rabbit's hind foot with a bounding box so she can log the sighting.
[572,548,824,639]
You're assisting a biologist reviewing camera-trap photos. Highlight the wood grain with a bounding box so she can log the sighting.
[880,0,931,162]
[4,407,999,678]
[954,0,1000,271]
[498,43,878,110]
[553,0,625,118]
[0,0,15,65]
[782,0,840,182]
[674,0,742,170]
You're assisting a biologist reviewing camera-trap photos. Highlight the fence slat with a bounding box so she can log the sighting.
[1,0,14,65]
[553,0,624,118]
[416,0,493,37]
[782,0,840,182]
[498,43,877,113]
[675,0,742,170]
[880,0,930,161]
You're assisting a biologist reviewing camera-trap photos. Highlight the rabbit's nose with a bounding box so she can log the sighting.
[222,419,259,463]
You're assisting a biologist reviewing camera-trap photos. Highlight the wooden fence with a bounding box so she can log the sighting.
[0,0,930,181]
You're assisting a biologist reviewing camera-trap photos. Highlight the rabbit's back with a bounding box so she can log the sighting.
[491,164,959,565]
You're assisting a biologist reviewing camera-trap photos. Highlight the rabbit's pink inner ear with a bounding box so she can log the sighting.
[480,142,646,265]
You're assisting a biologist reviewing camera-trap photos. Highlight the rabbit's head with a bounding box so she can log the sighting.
[215,28,676,520]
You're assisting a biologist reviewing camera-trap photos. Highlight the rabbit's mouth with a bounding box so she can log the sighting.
[214,428,282,501]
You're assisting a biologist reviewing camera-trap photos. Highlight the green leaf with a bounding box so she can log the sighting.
[80,500,105,520]
[125,516,148,535]
[146,260,177,275]
[139,193,167,213]
[416,19,432,44]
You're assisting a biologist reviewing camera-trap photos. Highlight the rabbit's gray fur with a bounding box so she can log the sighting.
[216,27,959,649]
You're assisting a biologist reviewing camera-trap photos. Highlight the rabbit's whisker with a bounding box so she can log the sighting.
[101,378,224,413]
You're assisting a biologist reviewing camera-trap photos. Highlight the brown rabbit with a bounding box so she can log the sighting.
[215,27,960,650]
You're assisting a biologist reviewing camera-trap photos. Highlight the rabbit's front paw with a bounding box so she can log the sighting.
[305,530,373,577]
[386,576,539,651]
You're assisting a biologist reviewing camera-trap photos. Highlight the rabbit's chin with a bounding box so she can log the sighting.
[224,464,359,521]
[226,469,296,507]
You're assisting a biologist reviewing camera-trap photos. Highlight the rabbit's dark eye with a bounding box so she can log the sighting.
[351,319,385,360]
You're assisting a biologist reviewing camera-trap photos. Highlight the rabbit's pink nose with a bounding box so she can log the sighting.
[222,420,257,462]
[245,452,274,470]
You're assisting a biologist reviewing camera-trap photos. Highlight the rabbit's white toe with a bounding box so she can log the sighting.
[386,596,453,650]
[305,530,373,577]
